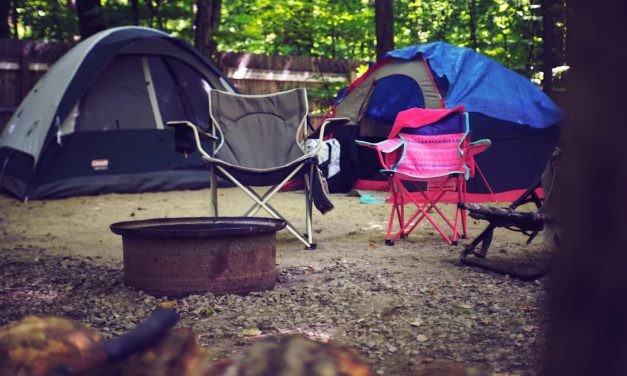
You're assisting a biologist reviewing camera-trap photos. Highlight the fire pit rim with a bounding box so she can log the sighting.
[110,216,287,238]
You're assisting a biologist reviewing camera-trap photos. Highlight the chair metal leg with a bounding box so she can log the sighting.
[244,185,276,217]
[210,164,218,217]
[399,183,454,244]
[386,180,401,243]
[241,164,304,218]
[216,165,314,249]
[304,163,315,249]
[460,179,468,238]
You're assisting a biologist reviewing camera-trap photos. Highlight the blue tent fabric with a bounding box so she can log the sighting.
[384,42,564,129]
[366,75,425,123]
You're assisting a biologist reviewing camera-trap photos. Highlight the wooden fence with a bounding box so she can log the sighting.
[0,38,364,133]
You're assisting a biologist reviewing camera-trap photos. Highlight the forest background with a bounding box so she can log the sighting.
[0,0,568,108]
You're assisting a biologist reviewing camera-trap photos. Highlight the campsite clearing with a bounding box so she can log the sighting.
[0,188,552,375]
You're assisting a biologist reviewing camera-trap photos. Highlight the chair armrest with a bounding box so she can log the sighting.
[306,117,351,155]
[464,139,491,156]
[356,138,405,170]
[355,138,404,153]
[462,139,491,177]
[166,121,215,159]
[166,121,218,141]
[320,117,351,128]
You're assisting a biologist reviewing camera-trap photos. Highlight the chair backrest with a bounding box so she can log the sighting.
[209,89,308,169]
[393,110,469,179]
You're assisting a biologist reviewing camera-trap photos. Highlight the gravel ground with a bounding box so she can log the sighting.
[0,188,553,375]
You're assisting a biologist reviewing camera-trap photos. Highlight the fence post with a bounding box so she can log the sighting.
[19,41,29,99]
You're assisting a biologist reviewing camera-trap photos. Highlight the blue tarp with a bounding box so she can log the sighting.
[384,42,564,129]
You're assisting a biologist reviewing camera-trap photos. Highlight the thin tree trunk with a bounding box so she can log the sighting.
[541,0,554,97]
[208,0,221,56]
[131,0,139,25]
[331,23,337,59]
[469,0,478,50]
[525,1,538,72]
[11,0,19,38]
[155,0,163,29]
[194,0,210,56]
[144,0,154,28]
[194,0,221,58]
[374,0,394,59]
[0,0,11,38]
[75,0,105,39]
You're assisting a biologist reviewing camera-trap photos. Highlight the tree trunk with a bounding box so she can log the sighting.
[75,0,105,39]
[131,0,139,25]
[144,0,154,27]
[468,0,478,51]
[541,0,554,97]
[11,0,18,38]
[208,0,221,56]
[0,0,10,38]
[544,0,627,375]
[154,0,163,29]
[374,0,394,59]
[194,0,221,58]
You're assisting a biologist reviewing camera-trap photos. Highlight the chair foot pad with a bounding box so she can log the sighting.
[305,243,317,250]
[385,239,395,246]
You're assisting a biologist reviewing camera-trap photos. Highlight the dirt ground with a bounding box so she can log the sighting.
[0,187,554,375]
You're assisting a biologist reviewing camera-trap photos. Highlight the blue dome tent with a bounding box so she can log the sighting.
[331,42,564,202]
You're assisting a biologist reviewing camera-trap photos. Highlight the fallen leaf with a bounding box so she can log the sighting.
[159,300,177,309]
[518,305,538,312]
[201,308,215,316]
[368,242,377,250]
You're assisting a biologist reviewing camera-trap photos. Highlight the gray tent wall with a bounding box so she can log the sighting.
[0,26,236,200]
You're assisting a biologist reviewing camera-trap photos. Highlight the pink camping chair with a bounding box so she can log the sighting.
[356,106,491,245]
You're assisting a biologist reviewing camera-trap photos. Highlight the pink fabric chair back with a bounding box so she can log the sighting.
[394,133,466,179]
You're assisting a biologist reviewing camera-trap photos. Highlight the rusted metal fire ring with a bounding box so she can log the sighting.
[110,217,286,297]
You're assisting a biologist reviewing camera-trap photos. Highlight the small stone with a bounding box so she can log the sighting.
[416,334,429,342]
[241,328,262,336]
[410,319,423,327]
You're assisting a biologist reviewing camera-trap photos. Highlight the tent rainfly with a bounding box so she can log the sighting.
[0,26,236,200]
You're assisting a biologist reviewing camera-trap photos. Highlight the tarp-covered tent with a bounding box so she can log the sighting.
[331,42,564,201]
[0,26,236,200]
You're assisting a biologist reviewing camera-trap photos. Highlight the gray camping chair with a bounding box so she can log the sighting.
[167,88,348,249]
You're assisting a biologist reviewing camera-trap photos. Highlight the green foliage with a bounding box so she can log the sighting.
[18,0,79,41]
[15,0,195,42]
[394,0,554,76]
[13,0,566,79]
[219,0,375,60]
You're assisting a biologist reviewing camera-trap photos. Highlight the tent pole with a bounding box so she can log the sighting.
[141,57,164,129]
